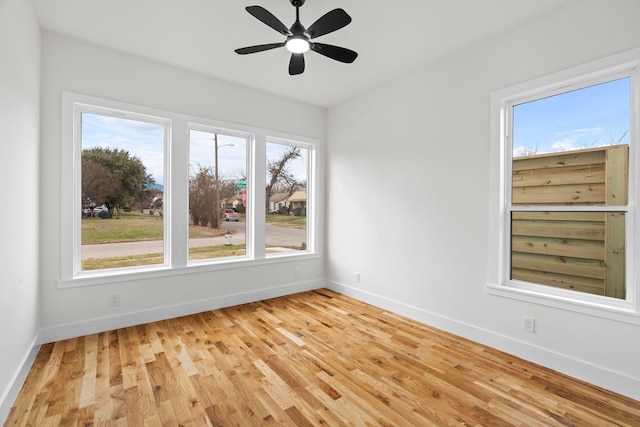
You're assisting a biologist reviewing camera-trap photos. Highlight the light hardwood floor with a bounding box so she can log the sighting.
[5,289,640,426]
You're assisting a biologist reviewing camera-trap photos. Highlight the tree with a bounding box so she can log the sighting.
[82,147,155,210]
[81,159,116,208]
[189,166,216,227]
[265,147,301,214]
[516,145,538,157]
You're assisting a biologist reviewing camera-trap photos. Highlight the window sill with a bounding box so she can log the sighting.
[486,281,640,325]
[58,251,320,289]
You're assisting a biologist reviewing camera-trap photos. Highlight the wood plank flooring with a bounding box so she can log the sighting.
[5,289,640,426]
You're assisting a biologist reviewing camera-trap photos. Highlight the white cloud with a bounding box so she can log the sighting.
[550,138,578,152]
[558,127,603,138]
[545,127,604,153]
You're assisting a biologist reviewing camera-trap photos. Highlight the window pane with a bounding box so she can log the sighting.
[81,112,165,271]
[189,130,247,260]
[511,211,625,299]
[266,142,308,253]
[512,78,630,206]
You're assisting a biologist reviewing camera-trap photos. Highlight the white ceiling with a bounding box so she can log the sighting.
[32,0,572,108]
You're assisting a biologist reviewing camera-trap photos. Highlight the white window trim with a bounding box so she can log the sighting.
[488,47,640,324]
[60,92,320,288]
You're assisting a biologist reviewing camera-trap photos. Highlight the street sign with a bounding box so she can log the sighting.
[235,181,246,189]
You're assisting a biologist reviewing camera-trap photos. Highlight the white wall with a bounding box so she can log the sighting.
[327,0,640,399]
[39,33,326,332]
[0,0,41,418]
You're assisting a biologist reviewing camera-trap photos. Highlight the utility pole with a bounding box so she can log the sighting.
[214,134,234,230]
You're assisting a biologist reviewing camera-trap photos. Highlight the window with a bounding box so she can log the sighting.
[80,111,168,271]
[489,48,640,321]
[61,93,318,287]
[265,140,310,254]
[189,128,248,261]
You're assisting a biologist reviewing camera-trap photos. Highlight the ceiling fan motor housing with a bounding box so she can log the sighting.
[290,0,305,7]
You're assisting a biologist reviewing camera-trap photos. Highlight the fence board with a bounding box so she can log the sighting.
[513,183,605,205]
[605,145,628,206]
[512,149,604,172]
[511,236,604,260]
[513,167,605,188]
[604,212,625,298]
[511,253,605,280]
[512,212,606,222]
[512,220,605,241]
[511,268,605,295]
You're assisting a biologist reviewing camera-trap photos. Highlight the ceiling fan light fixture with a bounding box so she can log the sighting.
[286,36,310,53]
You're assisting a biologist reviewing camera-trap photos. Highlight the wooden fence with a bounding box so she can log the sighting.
[511,145,628,298]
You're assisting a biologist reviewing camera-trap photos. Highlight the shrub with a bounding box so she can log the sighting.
[99,210,112,219]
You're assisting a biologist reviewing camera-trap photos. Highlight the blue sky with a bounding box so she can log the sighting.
[512,77,630,157]
[82,114,307,186]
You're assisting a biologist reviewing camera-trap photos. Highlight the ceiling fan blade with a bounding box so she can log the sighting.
[235,42,285,55]
[306,9,352,39]
[246,6,291,36]
[289,53,305,75]
[311,43,358,63]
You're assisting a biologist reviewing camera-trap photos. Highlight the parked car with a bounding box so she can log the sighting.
[93,204,109,217]
[222,208,239,221]
[82,206,92,217]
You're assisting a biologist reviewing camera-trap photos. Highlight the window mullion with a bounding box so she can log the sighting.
[170,119,188,269]
[252,133,267,259]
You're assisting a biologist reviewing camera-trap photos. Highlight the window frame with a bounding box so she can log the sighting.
[60,92,320,288]
[488,48,640,323]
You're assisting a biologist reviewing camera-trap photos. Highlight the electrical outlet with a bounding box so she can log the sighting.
[109,294,120,307]
[355,272,360,283]
[294,268,300,278]
[523,316,535,333]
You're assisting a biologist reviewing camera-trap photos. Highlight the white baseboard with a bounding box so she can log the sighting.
[0,336,40,426]
[325,281,640,402]
[39,280,324,344]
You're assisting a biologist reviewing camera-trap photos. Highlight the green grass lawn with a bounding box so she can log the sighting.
[83,212,306,244]
[266,214,306,229]
[82,245,247,270]
[82,212,224,244]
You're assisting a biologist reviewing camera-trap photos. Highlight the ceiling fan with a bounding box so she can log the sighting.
[235,0,358,75]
